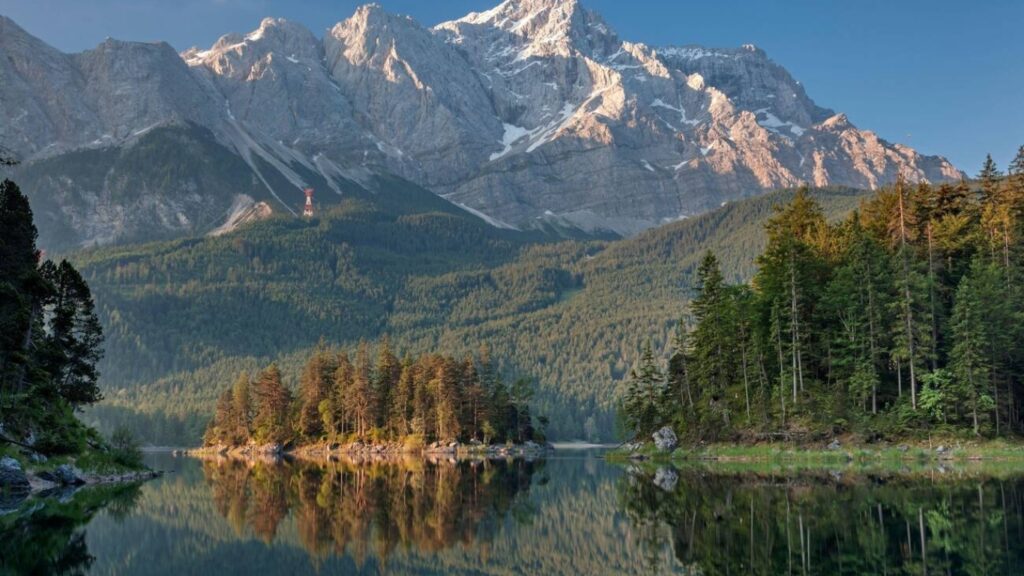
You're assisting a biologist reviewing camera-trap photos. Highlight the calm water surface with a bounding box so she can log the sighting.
[12,451,1024,575]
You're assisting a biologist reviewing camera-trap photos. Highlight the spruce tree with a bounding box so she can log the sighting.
[252,364,292,444]
[950,270,992,435]
[230,372,252,444]
[978,154,1003,204]
[39,260,104,408]
[622,342,665,437]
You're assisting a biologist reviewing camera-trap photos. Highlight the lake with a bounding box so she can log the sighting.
[8,450,1024,575]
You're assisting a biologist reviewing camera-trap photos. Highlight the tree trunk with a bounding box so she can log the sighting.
[927,225,939,370]
[898,187,918,410]
[742,340,751,424]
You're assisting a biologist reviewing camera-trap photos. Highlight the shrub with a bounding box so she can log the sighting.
[110,425,143,469]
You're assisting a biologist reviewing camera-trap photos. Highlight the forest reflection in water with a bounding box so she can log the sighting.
[201,454,544,563]
[620,465,1024,575]
[48,454,1024,575]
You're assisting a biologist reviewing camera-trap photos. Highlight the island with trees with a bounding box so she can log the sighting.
[619,147,1024,457]
[199,340,552,458]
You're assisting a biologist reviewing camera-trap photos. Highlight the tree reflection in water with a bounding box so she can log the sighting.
[201,456,544,566]
[618,466,1024,575]
[0,483,142,575]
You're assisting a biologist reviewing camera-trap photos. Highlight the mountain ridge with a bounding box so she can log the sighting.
[1,1,961,250]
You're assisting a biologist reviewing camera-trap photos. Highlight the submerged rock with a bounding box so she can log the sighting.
[652,427,678,452]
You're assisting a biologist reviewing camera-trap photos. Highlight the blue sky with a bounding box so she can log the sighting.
[1,0,1021,171]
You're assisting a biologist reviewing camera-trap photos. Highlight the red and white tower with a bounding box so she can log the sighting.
[303,188,315,218]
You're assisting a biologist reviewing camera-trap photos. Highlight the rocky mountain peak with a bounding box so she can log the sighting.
[184,17,320,69]
[0,2,963,248]
[819,112,853,130]
[440,0,615,59]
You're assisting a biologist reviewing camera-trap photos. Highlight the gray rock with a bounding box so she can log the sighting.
[0,2,960,251]
[653,467,679,492]
[41,464,85,486]
[0,457,22,472]
[29,453,47,464]
[936,445,947,454]
[0,457,30,492]
[827,440,842,451]
[652,427,678,452]
[0,467,28,492]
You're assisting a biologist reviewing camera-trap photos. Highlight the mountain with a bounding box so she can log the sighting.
[77,184,869,444]
[1,1,959,250]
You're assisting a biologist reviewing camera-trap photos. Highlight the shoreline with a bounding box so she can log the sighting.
[606,438,1024,465]
[185,439,555,461]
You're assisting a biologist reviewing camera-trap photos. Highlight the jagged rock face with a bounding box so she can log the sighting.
[0,0,961,247]
[324,5,502,187]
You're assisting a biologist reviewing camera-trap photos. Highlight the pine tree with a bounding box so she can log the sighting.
[0,179,47,395]
[39,260,104,408]
[389,355,415,437]
[665,319,693,417]
[252,364,292,444]
[206,388,234,446]
[374,336,400,430]
[327,352,354,438]
[622,342,665,437]
[691,252,734,408]
[434,357,462,442]
[228,372,252,444]
[348,341,375,437]
[297,344,335,441]
[1009,146,1024,201]
[411,359,434,438]
[754,188,827,405]
[978,154,1003,204]
[461,354,487,441]
[508,377,536,443]
[950,270,992,435]
[823,214,893,415]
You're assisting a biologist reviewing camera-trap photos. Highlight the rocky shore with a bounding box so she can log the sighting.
[1,455,160,513]
[186,439,555,462]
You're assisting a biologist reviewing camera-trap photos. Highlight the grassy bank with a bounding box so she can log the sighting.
[606,438,1024,466]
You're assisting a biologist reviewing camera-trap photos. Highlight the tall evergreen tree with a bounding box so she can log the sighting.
[622,342,665,438]
[296,344,335,441]
[252,364,292,444]
[374,336,400,430]
[230,372,252,444]
[349,341,375,437]
[39,260,104,408]
[978,154,1003,204]
[950,269,992,435]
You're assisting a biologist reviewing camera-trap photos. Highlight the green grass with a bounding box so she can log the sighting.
[607,439,1024,468]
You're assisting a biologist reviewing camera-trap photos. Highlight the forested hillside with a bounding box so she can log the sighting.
[76,182,868,445]
[623,148,1024,442]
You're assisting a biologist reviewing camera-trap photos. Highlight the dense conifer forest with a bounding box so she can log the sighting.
[623,147,1024,442]
[76,181,867,445]
[203,340,545,447]
[0,177,139,465]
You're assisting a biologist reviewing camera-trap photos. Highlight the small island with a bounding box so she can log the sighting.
[195,341,553,460]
